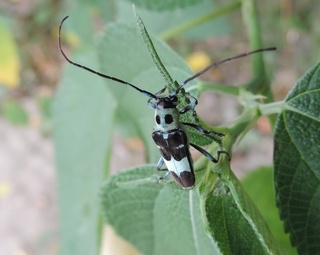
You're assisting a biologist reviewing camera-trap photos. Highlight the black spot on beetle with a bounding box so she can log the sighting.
[165,114,173,124]
[152,129,191,161]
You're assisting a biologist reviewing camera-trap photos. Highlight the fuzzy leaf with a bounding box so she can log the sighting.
[53,50,115,255]
[100,165,219,255]
[96,22,218,163]
[274,61,320,255]
[101,163,284,255]
[201,167,285,255]
[122,0,203,11]
[242,167,297,255]
[134,10,174,89]
[116,0,231,40]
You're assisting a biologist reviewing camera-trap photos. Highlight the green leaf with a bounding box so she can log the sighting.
[61,4,94,46]
[273,61,320,255]
[201,168,285,255]
[97,22,204,162]
[242,167,297,255]
[134,10,175,89]
[97,20,225,158]
[116,0,231,40]
[2,99,28,125]
[101,163,284,255]
[122,0,203,11]
[53,50,115,255]
[159,1,239,40]
[134,10,201,127]
[100,165,219,255]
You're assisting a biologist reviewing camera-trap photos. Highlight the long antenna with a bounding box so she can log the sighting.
[177,47,276,92]
[58,16,156,99]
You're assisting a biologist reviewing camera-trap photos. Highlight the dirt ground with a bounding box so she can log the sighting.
[0,118,58,255]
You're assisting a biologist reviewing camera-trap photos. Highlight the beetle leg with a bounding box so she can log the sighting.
[190,143,230,163]
[179,93,198,114]
[156,157,167,171]
[182,122,224,144]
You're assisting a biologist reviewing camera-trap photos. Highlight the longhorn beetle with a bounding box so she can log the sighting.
[58,16,276,189]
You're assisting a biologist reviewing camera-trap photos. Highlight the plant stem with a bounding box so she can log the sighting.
[229,105,260,145]
[242,0,265,81]
[228,100,285,146]
[258,100,285,115]
[189,82,240,96]
[242,0,275,126]
[160,1,241,40]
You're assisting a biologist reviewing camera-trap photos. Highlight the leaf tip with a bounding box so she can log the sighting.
[132,4,140,21]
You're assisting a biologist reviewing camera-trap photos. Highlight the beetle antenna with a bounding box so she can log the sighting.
[58,16,156,99]
[176,47,276,92]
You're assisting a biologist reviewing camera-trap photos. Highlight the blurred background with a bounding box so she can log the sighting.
[0,0,319,254]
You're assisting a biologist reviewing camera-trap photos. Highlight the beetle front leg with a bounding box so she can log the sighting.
[179,93,198,114]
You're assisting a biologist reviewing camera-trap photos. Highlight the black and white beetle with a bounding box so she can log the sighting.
[58,16,275,189]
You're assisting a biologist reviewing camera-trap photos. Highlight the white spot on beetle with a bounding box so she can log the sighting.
[175,144,185,149]
[163,156,191,176]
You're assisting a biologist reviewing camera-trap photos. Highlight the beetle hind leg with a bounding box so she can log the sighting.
[190,143,230,163]
[156,157,170,182]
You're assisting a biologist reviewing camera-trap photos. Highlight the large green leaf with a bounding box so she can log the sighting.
[200,164,284,255]
[101,165,219,255]
[60,5,94,46]
[53,51,115,255]
[101,162,284,255]
[97,22,206,162]
[122,0,203,11]
[134,11,203,130]
[242,167,297,255]
[274,61,320,254]
[97,20,226,161]
[116,0,231,39]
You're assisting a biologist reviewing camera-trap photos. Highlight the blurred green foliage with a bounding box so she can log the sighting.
[1,0,319,255]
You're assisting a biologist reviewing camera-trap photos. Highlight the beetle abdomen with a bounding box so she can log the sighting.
[152,129,195,188]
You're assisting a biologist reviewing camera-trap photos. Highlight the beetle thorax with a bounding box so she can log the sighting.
[154,107,180,132]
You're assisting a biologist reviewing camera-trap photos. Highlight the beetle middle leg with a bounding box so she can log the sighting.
[182,121,224,137]
[179,93,225,141]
